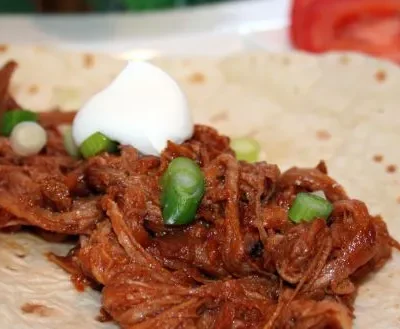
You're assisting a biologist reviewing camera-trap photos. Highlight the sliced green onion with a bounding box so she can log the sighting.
[161,157,205,225]
[230,137,261,162]
[288,192,333,224]
[62,126,80,158]
[10,121,47,156]
[1,110,38,136]
[79,132,118,159]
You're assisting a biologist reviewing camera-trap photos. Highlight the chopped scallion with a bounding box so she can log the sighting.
[230,137,261,162]
[10,121,47,156]
[1,110,38,136]
[79,132,118,159]
[288,192,333,224]
[161,157,205,225]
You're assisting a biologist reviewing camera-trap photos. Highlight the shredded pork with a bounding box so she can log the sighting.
[0,61,398,329]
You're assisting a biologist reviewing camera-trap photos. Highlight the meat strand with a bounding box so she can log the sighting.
[0,61,397,329]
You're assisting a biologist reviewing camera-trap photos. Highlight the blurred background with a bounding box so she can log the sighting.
[0,0,289,59]
[0,0,394,64]
[0,0,235,12]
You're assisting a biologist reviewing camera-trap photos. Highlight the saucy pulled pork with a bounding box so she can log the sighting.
[0,61,399,329]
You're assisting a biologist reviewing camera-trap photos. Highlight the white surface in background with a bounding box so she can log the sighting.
[0,0,291,58]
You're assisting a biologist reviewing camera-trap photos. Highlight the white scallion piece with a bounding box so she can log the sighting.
[62,125,80,158]
[311,190,327,200]
[10,121,47,156]
[230,137,261,163]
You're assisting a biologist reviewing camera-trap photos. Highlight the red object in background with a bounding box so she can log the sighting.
[290,0,400,63]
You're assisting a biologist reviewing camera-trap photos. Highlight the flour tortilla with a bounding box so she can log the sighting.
[0,45,399,328]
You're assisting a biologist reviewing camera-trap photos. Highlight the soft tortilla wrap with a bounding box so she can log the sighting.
[0,45,399,328]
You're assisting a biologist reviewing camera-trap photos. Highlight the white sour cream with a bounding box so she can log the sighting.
[72,61,193,156]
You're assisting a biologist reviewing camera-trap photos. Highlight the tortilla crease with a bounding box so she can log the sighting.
[0,45,399,329]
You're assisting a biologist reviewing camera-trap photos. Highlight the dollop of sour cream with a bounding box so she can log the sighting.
[72,61,193,156]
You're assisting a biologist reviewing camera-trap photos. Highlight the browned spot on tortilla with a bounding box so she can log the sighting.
[35,46,47,53]
[210,111,228,123]
[28,85,39,95]
[282,57,291,66]
[375,70,386,83]
[394,304,399,309]
[4,239,23,249]
[0,44,8,53]
[339,55,350,65]
[316,130,331,141]
[3,239,27,257]
[396,196,400,204]
[188,72,205,84]
[182,59,191,67]
[109,73,118,80]
[83,54,95,69]
[246,129,259,138]
[21,303,55,317]
[5,265,17,271]
[372,154,383,163]
[386,164,397,173]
